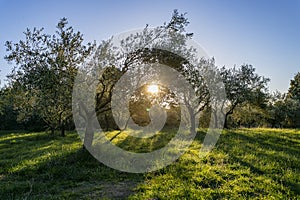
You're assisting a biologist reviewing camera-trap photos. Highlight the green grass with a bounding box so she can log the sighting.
[0,128,299,199]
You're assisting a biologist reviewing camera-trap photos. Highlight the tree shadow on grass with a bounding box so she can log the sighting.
[216,129,300,196]
[0,131,144,199]
[1,129,300,199]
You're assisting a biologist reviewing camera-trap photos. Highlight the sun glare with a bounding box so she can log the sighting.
[147,84,159,94]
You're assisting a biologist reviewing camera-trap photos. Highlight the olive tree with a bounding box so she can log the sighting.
[5,18,94,135]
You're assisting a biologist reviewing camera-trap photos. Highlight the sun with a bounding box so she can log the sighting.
[147,84,159,94]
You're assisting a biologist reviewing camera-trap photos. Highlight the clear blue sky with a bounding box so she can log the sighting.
[0,0,299,92]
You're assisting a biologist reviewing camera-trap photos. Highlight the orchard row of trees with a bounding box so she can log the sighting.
[0,11,299,139]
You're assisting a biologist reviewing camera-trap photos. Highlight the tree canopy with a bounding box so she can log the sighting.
[4,18,94,135]
[1,10,300,135]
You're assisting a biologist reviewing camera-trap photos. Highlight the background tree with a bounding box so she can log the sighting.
[286,72,300,127]
[0,86,19,130]
[219,64,269,128]
[229,102,267,128]
[265,92,287,128]
[182,58,221,132]
[288,72,300,101]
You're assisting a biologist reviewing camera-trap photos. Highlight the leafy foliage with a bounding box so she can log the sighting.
[286,72,300,127]
[219,65,270,128]
[5,18,94,135]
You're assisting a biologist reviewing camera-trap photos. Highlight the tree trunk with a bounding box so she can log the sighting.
[60,124,65,137]
[83,117,94,150]
[190,113,196,134]
[224,113,229,129]
[213,111,218,128]
[104,114,109,131]
[51,128,55,135]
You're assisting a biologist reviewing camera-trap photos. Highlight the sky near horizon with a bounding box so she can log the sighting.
[0,0,299,92]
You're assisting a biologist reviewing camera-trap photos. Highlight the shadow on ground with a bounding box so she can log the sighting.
[0,128,299,199]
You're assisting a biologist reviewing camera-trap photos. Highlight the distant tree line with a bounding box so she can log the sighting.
[0,10,299,140]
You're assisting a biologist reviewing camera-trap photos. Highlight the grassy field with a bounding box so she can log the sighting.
[0,128,299,199]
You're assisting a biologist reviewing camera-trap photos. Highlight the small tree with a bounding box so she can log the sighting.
[219,65,269,128]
